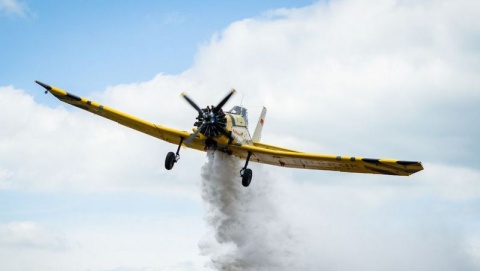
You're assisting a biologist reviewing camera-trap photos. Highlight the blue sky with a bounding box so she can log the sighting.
[1,0,480,270]
[1,0,314,97]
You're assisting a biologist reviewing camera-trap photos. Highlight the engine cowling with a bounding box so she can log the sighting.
[194,106,227,138]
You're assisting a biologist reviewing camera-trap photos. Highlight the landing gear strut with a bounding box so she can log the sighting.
[240,151,253,187]
[165,137,183,170]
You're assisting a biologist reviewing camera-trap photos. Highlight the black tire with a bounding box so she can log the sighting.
[241,168,252,187]
[165,152,176,170]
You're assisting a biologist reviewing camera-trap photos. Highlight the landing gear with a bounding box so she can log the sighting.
[241,168,252,187]
[240,151,253,187]
[165,152,176,170]
[165,137,183,170]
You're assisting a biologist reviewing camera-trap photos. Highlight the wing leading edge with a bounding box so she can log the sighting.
[231,143,423,176]
[35,81,205,152]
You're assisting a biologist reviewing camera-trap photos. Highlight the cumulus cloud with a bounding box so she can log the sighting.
[1,0,480,270]
[0,84,204,196]
[189,0,480,161]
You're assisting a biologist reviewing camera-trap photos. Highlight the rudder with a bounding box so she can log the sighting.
[252,107,267,142]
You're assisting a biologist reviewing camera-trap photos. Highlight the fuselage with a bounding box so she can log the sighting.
[227,111,252,145]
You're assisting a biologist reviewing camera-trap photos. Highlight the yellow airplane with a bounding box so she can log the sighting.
[35,81,423,187]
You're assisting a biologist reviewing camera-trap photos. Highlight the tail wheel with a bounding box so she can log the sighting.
[241,168,252,187]
[165,152,176,170]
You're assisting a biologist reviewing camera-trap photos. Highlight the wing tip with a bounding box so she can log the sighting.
[396,160,422,166]
[35,80,52,91]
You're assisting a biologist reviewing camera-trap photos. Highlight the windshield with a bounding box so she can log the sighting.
[228,106,248,121]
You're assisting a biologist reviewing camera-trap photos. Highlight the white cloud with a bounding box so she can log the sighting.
[0,221,68,250]
[0,0,28,17]
[0,84,204,197]
[277,176,479,271]
[63,215,206,271]
[0,217,205,271]
[1,0,480,270]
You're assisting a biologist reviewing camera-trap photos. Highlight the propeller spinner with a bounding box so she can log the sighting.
[182,89,236,145]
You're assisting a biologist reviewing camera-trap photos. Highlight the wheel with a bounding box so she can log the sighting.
[241,168,252,187]
[165,152,176,170]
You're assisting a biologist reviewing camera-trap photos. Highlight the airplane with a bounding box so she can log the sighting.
[35,81,423,187]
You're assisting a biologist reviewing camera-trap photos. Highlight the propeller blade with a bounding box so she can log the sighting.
[185,123,204,146]
[213,88,236,113]
[181,93,203,115]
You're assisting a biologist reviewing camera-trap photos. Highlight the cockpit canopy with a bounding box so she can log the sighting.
[227,106,248,125]
[228,106,247,118]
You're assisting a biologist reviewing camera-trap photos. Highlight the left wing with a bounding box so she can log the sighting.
[35,81,205,152]
[230,143,423,176]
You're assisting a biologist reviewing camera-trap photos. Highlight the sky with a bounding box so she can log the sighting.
[0,0,313,97]
[1,0,480,270]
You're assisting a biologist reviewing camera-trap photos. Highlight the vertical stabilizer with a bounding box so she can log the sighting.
[252,107,267,142]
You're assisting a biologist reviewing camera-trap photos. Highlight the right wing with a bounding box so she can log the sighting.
[35,81,205,152]
[230,143,423,176]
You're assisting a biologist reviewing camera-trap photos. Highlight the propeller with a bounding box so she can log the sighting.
[213,89,236,113]
[182,93,203,115]
[182,89,236,145]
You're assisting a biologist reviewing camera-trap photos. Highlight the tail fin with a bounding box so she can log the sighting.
[252,107,267,142]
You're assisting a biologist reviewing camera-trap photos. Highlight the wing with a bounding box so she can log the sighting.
[35,81,205,152]
[230,143,423,176]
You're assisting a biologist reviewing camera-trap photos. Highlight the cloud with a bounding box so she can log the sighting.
[278,177,478,271]
[0,221,68,250]
[1,0,480,270]
[0,83,205,197]
[0,216,205,271]
[0,0,28,17]
[184,0,480,173]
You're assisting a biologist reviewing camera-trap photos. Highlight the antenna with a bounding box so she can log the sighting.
[240,93,245,106]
